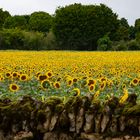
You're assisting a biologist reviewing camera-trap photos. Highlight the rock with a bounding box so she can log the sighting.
[0,131,4,140]
[76,107,84,134]
[95,114,102,133]
[119,116,125,132]
[101,115,110,133]
[126,117,138,135]
[105,137,112,140]
[59,133,73,140]
[109,116,118,133]
[124,135,130,140]
[135,137,140,140]
[58,110,69,130]
[84,114,94,133]
[43,132,58,140]
[112,138,123,140]
[81,133,101,140]
[14,131,33,140]
[68,112,76,132]
[49,114,59,131]
[43,107,52,131]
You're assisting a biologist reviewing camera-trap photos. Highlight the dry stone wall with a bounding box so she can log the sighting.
[0,94,140,140]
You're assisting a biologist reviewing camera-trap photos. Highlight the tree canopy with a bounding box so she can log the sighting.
[53,4,119,50]
[28,11,53,33]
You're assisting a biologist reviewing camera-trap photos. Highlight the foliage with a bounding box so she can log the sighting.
[0,8,11,28]
[127,39,140,50]
[97,35,112,51]
[3,15,27,30]
[111,40,128,51]
[53,3,119,50]
[28,11,53,33]
[22,30,44,50]
[114,18,130,41]
[0,28,24,49]
[0,29,57,50]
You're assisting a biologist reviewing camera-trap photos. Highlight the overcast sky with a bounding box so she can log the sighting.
[0,0,140,25]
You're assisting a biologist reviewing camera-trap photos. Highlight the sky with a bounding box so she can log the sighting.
[0,0,140,25]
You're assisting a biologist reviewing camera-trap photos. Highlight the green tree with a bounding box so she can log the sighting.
[115,18,130,41]
[28,11,53,33]
[53,4,119,50]
[135,18,140,42]
[97,35,112,51]
[3,15,27,30]
[0,8,11,28]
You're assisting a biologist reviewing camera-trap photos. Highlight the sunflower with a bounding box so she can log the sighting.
[20,74,29,81]
[119,89,128,104]
[122,84,126,89]
[46,71,53,78]
[67,78,73,86]
[93,90,100,99]
[100,77,107,82]
[12,72,19,79]
[53,82,60,89]
[72,88,80,96]
[100,81,106,91]
[38,74,48,81]
[87,78,96,86]
[9,83,19,92]
[5,72,11,78]
[73,78,78,83]
[0,76,4,81]
[130,78,139,86]
[41,80,51,89]
[89,84,95,92]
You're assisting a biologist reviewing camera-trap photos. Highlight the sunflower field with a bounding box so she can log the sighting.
[0,51,140,103]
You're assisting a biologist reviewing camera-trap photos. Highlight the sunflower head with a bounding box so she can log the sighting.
[41,80,51,89]
[89,84,95,92]
[20,74,29,81]
[38,74,48,81]
[72,88,80,96]
[9,83,19,92]
[130,78,139,86]
[53,82,60,89]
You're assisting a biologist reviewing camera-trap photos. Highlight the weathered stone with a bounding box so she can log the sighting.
[112,138,123,140]
[43,132,58,140]
[84,114,94,133]
[49,114,59,131]
[81,133,101,140]
[59,133,73,140]
[58,110,69,130]
[109,116,118,133]
[95,114,102,133]
[126,117,138,135]
[43,107,52,131]
[135,137,140,140]
[124,135,130,140]
[68,112,76,132]
[0,131,4,140]
[76,107,84,134]
[101,115,110,133]
[119,116,125,132]
[14,131,33,140]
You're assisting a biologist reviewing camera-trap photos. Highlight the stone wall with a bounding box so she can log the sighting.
[0,94,140,140]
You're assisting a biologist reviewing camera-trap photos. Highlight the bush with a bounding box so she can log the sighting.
[111,40,128,51]
[127,40,140,50]
[97,35,112,51]
[0,28,24,49]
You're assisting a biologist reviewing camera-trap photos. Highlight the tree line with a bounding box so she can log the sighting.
[0,3,140,50]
